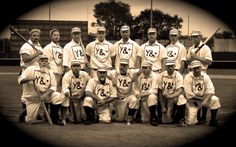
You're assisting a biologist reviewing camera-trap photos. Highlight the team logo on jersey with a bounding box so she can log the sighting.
[162,76,176,94]
[72,45,85,60]
[166,45,179,60]
[70,76,85,96]
[118,43,133,59]
[140,77,151,92]
[94,43,109,62]
[95,83,110,99]
[34,70,51,93]
[144,44,160,62]
[52,46,63,65]
[192,77,205,97]
[116,74,132,95]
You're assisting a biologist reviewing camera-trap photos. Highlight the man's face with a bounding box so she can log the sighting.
[72,32,81,43]
[97,71,107,83]
[30,32,40,43]
[120,30,130,40]
[191,35,201,46]
[51,31,60,43]
[120,63,129,75]
[166,65,175,75]
[142,66,152,76]
[192,66,201,77]
[71,64,81,76]
[169,34,178,43]
[38,58,49,68]
[148,32,157,42]
[97,31,106,42]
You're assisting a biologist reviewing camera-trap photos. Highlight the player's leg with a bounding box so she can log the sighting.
[83,97,95,125]
[147,94,158,126]
[126,95,138,125]
[207,95,221,127]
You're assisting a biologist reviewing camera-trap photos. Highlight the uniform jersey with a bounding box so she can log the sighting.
[62,70,90,97]
[135,72,159,95]
[114,38,141,70]
[187,41,212,70]
[138,41,167,71]
[184,71,215,99]
[159,70,184,94]
[109,69,138,97]
[166,41,187,70]
[86,39,115,69]
[18,66,57,98]
[85,78,117,100]
[63,40,86,69]
[43,41,64,74]
[19,40,42,69]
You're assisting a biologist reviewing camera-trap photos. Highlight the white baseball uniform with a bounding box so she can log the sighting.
[109,69,139,121]
[63,40,87,70]
[184,71,221,125]
[114,38,141,71]
[83,78,117,123]
[43,41,64,91]
[166,41,187,70]
[187,41,212,70]
[134,72,159,122]
[138,40,167,72]
[18,66,62,123]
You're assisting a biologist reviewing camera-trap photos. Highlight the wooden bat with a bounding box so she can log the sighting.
[9,26,38,51]
[194,27,220,53]
[33,81,53,126]
[68,87,80,123]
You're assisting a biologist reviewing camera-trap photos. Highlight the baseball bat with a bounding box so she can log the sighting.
[194,27,220,53]
[9,26,38,51]
[33,81,54,126]
[68,87,80,123]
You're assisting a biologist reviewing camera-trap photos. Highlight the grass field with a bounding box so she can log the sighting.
[0,66,235,147]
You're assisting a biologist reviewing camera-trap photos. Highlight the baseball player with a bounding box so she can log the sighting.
[43,29,64,91]
[158,58,186,124]
[113,25,142,71]
[86,26,116,78]
[108,59,140,125]
[18,28,43,122]
[83,66,117,125]
[166,28,187,74]
[137,28,167,74]
[183,60,221,127]
[18,55,63,125]
[134,61,159,126]
[61,60,90,125]
[186,29,213,72]
[63,27,87,73]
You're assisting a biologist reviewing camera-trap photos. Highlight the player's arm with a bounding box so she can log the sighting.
[166,87,183,99]
[158,88,167,113]
[18,67,35,84]
[21,51,42,63]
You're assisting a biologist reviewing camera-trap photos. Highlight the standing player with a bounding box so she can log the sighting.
[18,55,63,124]
[158,58,186,124]
[113,25,141,71]
[83,66,117,125]
[138,28,167,74]
[166,28,187,74]
[187,29,213,72]
[86,26,116,77]
[61,60,90,125]
[18,28,43,122]
[134,61,159,126]
[108,59,140,125]
[183,60,221,127]
[63,27,87,73]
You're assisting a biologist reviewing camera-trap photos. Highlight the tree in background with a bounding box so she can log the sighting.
[93,0,133,40]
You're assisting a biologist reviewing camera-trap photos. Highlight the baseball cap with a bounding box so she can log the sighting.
[148,28,157,33]
[97,66,108,72]
[165,58,175,66]
[49,29,59,36]
[71,27,81,34]
[71,60,81,66]
[120,25,130,31]
[97,26,106,32]
[29,28,41,35]
[169,28,179,35]
[120,59,129,65]
[189,60,201,68]
[38,55,48,60]
[190,29,202,36]
[142,61,153,67]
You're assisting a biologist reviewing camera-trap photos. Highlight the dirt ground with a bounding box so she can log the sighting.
[0,67,236,147]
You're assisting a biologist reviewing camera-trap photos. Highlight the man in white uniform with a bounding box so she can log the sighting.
[114,25,141,71]
[18,55,62,125]
[86,26,116,77]
[166,28,187,74]
[83,66,117,125]
[19,28,43,122]
[183,60,221,127]
[63,27,87,73]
